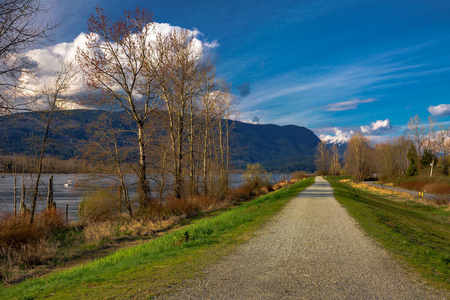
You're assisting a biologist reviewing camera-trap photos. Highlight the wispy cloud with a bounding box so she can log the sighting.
[234,40,450,127]
[326,98,376,111]
[428,104,450,117]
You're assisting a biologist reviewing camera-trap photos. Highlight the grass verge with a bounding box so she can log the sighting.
[326,176,450,291]
[0,177,315,299]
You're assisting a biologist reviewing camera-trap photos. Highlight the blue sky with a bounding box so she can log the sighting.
[40,0,450,143]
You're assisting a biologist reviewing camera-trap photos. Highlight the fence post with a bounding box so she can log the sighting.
[66,204,69,223]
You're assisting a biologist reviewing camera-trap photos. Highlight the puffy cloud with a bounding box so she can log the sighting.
[360,119,392,135]
[319,127,354,144]
[428,104,450,117]
[325,98,376,111]
[18,22,217,106]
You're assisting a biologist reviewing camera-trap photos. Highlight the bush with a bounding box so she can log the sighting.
[243,163,269,195]
[79,189,120,223]
[292,171,307,180]
[225,185,253,203]
[0,210,64,283]
[164,196,217,217]
[0,210,64,249]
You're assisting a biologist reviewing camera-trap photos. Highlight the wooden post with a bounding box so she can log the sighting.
[13,156,17,216]
[19,172,27,214]
[47,175,54,210]
[66,204,69,223]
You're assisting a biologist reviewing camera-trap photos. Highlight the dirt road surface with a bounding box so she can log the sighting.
[160,177,449,299]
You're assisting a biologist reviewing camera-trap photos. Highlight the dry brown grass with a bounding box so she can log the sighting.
[83,216,183,243]
[0,210,65,283]
[164,196,218,217]
[292,171,307,180]
[422,183,450,195]
[79,189,120,223]
[344,181,448,207]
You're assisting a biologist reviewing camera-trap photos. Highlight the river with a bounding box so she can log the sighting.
[0,173,291,221]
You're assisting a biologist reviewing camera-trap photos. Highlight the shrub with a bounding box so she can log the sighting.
[225,185,253,203]
[79,189,120,223]
[0,211,64,283]
[292,171,307,180]
[0,210,64,250]
[423,183,450,195]
[243,163,268,195]
[164,196,217,217]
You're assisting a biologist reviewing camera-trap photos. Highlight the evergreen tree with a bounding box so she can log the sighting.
[421,149,437,168]
[407,144,418,177]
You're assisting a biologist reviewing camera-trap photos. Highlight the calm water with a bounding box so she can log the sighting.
[0,173,290,221]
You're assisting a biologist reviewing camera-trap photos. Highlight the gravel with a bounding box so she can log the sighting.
[159,177,449,299]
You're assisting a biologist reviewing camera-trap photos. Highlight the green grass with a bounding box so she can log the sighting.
[0,177,315,299]
[326,176,450,291]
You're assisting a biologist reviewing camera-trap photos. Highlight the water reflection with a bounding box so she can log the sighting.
[0,173,291,221]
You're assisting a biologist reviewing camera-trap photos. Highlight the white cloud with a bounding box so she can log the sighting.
[360,119,392,135]
[319,127,354,144]
[326,98,376,111]
[17,22,216,106]
[428,104,450,117]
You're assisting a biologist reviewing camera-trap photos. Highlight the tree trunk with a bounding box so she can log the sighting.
[13,159,17,216]
[175,113,184,199]
[137,123,151,208]
[19,173,26,215]
[31,113,52,224]
[46,175,54,210]
[189,108,195,196]
[203,118,209,196]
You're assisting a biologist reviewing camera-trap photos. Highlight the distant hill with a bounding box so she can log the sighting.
[231,122,320,172]
[0,110,320,172]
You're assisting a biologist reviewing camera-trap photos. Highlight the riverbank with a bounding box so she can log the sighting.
[0,178,315,298]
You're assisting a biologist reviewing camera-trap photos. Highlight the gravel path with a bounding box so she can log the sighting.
[160,177,449,299]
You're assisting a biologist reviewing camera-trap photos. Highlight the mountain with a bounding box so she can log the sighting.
[0,110,320,172]
[231,122,320,172]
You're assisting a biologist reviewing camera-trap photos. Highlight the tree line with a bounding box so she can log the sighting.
[315,115,448,182]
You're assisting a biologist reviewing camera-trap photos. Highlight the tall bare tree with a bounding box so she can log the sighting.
[426,116,437,177]
[77,7,160,208]
[153,28,214,199]
[408,115,426,164]
[0,0,55,111]
[436,126,450,175]
[315,140,330,175]
[344,132,372,182]
[30,61,77,224]
[392,136,410,177]
[329,144,341,175]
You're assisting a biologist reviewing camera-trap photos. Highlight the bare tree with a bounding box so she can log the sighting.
[83,113,134,217]
[315,140,330,175]
[392,136,410,177]
[426,116,437,177]
[408,115,426,164]
[77,7,160,208]
[30,61,77,224]
[0,0,55,111]
[329,144,341,175]
[153,28,214,199]
[344,132,372,182]
[374,142,394,179]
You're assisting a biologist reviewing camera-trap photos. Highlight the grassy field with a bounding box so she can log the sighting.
[0,177,315,299]
[326,176,450,291]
